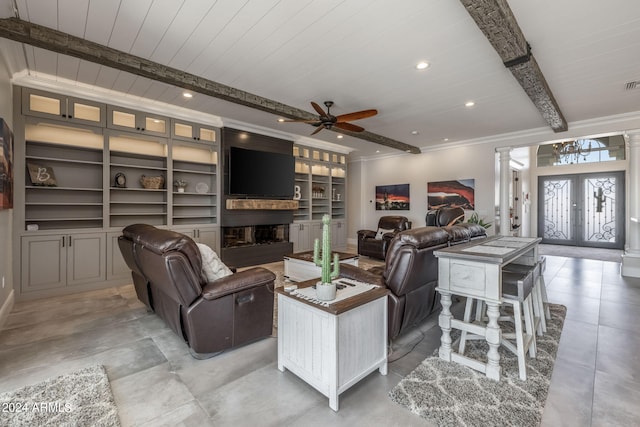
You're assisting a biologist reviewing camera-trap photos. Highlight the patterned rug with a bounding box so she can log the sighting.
[389,304,567,427]
[0,365,120,426]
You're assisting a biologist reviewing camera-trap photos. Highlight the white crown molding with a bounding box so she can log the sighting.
[354,110,640,163]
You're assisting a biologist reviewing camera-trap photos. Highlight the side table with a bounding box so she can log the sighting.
[276,279,388,411]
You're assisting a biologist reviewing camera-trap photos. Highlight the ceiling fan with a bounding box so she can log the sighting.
[283,101,378,136]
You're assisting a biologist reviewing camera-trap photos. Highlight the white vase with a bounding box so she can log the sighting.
[316,282,337,301]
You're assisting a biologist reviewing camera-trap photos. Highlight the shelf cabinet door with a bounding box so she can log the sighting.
[66,233,106,286]
[171,119,217,143]
[21,235,67,292]
[22,88,106,126]
[332,220,347,250]
[290,222,312,252]
[107,231,130,281]
[107,105,169,136]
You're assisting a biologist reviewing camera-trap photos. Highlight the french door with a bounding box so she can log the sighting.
[538,171,625,249]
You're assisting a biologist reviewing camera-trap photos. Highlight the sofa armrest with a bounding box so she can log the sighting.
[201,267,276,300]
[357,229,376,239]
[339,264,385,287]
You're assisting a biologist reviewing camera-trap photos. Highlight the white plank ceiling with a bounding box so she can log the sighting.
[1,0,639,158]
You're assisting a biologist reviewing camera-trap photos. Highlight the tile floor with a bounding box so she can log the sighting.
[1,255,639,426]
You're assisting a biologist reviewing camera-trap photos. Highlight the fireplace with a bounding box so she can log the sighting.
[221,224,293,267]
[223,224,290,248]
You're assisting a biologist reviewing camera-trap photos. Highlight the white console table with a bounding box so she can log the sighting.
[434,236,541,381]
[276,279,388,411]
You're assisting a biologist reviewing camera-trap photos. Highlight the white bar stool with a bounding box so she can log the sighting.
[459,268,537,381]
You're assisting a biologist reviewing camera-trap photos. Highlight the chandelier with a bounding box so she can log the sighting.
[552,139,593,164]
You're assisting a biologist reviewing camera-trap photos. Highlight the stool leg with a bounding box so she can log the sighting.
[523,294,537,358]
[459,297,475,354]
[539,275,551,320]
[533,277,546,335]
[512,301,527,381]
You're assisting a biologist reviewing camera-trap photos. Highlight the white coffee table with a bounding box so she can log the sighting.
[284,250,359,282]
[276,279,388,411]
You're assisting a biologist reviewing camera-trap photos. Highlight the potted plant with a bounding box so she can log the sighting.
[467,212,493,229]
[313,214,340,301]
[174,178,188,193]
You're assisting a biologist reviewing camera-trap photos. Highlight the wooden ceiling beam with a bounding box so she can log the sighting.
[459,0,568,132]
[0,17,421,154]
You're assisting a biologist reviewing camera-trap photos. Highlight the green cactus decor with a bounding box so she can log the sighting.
[313,214,340,285]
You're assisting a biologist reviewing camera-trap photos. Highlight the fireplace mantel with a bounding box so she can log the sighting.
[226,199,299,210]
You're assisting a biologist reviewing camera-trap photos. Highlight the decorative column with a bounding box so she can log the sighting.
[497,147,512,236]
[622,131,640,277]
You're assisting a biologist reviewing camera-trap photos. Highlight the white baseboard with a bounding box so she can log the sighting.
[0,289,15,331]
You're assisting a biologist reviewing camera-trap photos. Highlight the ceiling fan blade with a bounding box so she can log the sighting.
[311,101,330,119]
[335,109,378,123]
[310,125,325,135]
[281,119,322,124]
[334,122,365,132]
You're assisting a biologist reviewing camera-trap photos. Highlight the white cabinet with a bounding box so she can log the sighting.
[171,119,217,143]
[22,88,106,126]
[21,232,106,293]
[107,105,169,137]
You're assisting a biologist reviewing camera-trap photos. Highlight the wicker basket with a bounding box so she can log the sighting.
[140,175,165,189]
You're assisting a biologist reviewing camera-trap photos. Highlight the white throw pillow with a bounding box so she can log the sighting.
[375,228,395,240]
[197,243,233,281]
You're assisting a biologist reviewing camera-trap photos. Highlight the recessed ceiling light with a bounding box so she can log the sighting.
[444,138,449,142]
[411,130,419,135]
[183,92,193,98]
[416,61,429,70]
[277,118,285,122]
[376,150,380,153]
[337,135,344,139]
[465,101,475,107]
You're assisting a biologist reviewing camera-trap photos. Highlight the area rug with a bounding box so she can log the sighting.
[0,365,120,427]
[389,304,567,427]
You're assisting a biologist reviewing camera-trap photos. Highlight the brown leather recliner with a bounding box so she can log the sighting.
[357,216,411,260]
[343,226,456,340]
[426,206,465,227]
[118,224,276,358]
[425,207,486,245]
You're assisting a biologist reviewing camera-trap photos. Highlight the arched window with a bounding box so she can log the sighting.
[537,135,626,167]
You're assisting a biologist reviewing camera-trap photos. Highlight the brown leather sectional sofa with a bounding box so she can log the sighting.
[342,223,486,340]
[118,224,276,358]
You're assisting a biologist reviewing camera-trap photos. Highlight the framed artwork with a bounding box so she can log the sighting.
[427,179,475,209]
[0,119,14,209]
[375,183,410,210]
[28,163,58,187]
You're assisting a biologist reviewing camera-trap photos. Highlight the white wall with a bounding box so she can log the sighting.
[348,144,498,241]
[0,40,14,328]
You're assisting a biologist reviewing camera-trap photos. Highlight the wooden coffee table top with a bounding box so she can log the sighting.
[284,250,358,262]
[276,278,387,315]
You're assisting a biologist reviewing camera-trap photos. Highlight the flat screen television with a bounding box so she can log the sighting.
[229,146,294,198]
